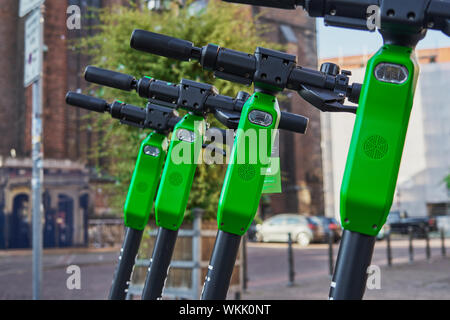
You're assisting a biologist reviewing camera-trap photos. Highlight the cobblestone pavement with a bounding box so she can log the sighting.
[0,247,119,300]
[242,257,450,300]
[0,237,448,300]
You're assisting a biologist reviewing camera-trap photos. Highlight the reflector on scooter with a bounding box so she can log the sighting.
[374,63,408,84]
[248,110,273,127]
[176,128,196,143]
[143,145,161,157]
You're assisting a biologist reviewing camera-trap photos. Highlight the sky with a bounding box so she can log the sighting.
[316,18,450,59]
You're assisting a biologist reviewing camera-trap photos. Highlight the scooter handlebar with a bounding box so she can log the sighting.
[130,29,197,61]
[222,0,302,9]
[65,91,108,113]
[85,66,136,91]
[223,0,450,36]
[279,111,308,134]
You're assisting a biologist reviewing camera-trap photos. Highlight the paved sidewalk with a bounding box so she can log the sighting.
[242,257,450,300]
[1,242,449,300]
[0,248,119,300]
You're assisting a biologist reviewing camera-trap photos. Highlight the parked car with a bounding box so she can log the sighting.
[255,214,324,246]
[246,221,258,242]
[313,216,342,242]
[305,216,327,243]
[387,210,437,237]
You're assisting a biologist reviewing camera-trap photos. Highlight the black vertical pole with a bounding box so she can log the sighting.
[328,230,334,276]
[425,227,431,261]
[408,226,414,263]
[441,229,446,257]
[201,230,242,300]
[109,227,143,300]
[287,232,295,287]
[242,233,248,292]
[329,230,376,300]
[141,227,178,300]
[386,232,392,267]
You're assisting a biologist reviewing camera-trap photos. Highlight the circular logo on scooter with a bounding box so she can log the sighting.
[364,135,388,159]
[238,164,256,181]
[169,172,183,186]
[137,181,148,192]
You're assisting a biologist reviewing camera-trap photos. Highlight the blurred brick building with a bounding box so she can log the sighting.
[0,0,131,249]
[0,0,324,248]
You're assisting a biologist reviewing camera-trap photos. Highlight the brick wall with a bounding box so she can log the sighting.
[0,0,132,161]
[42,0,70,159]
[0,1,26,158]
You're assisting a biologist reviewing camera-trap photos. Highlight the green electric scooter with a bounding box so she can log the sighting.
[65,90,184,299]
[129,29,361,299]
[221,0,450,299]
[77,66,309,299]
[65,90,231,299]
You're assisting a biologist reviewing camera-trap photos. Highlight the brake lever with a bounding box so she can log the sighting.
[213,109,241,129]
[202,127,233,157]
[202,143,227,157]
[298,84,357,114]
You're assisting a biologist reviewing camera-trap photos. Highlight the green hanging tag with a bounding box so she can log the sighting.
[262,157,281,193]
[262,131,281,194]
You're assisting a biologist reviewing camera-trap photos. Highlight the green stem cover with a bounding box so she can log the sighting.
[217,92,280,236]
[124,133,168,230]
[340,44,419,236]
[155,114,206,231]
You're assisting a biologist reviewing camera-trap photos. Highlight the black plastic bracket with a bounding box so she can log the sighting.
[178,79,218,115]
[253,47,297,93]
[143,103,179,133]
[380,0,428,35]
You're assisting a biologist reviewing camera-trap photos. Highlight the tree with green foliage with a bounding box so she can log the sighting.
[77,1,280,221]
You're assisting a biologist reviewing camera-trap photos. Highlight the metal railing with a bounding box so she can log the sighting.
[88,218,124,248]
[127,211,243,300]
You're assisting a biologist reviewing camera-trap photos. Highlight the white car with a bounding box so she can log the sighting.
[256,214,314,246]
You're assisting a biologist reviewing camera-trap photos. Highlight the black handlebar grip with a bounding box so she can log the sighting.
[222,0,301,9]
[348,82,362,104]
[279,111,308,134]
[130,29,194,61]
[84,66,135,91]
[65,92,108,113]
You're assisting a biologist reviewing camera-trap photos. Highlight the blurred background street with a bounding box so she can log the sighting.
[1,236,449,300]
